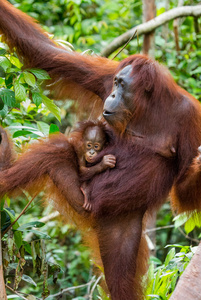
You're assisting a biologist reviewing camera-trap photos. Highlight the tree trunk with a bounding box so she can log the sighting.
[0,211,7,300]
[173,0,184,53]
[170,242,201,300]
[162,0,170,41]
[142,0,156,58]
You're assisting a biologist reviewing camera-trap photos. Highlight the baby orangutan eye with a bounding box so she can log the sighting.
[86,142,92,149]
[94,144,101,151]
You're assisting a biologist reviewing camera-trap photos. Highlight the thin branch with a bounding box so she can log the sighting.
[111,30,137,60]
[177,226,199,244]
[101,5,201,57]
[89,275,102,300]
[145,224,175,232]
[6,285,27,300]
[146,224,199,243]
[45,278,96,299]
[2,194,37,237]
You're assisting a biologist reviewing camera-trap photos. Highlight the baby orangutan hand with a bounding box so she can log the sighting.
[101,154,116,169]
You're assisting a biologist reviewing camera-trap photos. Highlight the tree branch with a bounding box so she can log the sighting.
[6,285,28,300]
[2,194,37,238]
[44,277,96,299]
[101,5,201,57]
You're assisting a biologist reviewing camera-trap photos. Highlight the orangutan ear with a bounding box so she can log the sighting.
[143,64,156,92]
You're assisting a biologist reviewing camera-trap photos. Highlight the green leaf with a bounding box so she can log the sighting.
[0,56,12,71]
[28,229,51,239]
[0,66,5,77]
[164,248,175,266]
[173,212,189,228]
[1,211,7,227]
[3,208,18,229]
[42,95,61,122]
[155,269,163,291]
[97,285,110,300]
[29,69,51,80]
[5,73,15,89]
[23,71,36,87]
[156,7,165,16]
[0,97,4,110]
[23,242,32,254]
[13,130,35,138]
[184,212,201,233]
[14,81,26,102]
[37,121,50,136]
[190,66,201,75]
[149,256,162,265]
[14,230,23,249]
[0,42,7,50]
[0,197,5,210]
[8,125,45,137]
[4,208,22,248]
[22,274,37,286]
[49,124,60,134]
[9,56,23,68]
[184,217,196,234]
[32,92,42,107]
[0,104,8,118]
[17,221,45,231]
[0,88,16,107]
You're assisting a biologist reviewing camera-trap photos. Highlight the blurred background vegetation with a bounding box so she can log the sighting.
[0,0,201,299]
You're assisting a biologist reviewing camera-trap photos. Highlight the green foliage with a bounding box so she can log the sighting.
[0,41,61,137]
[1,200,96,299]
[1,0,201,299]
[146,245,196,299]
[174,210,201,235]
[97,285,110,300]
[154,2,201,101]
[10,0,143,53]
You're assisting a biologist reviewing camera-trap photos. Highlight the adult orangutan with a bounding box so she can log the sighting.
[0,1,201,299]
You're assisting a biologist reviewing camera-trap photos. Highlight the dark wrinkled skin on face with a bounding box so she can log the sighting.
[103,65,134,129]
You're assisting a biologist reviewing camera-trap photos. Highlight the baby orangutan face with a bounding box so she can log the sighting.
[83,126,106,163]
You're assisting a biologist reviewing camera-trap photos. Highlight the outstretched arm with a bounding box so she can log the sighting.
[0,0,118,100]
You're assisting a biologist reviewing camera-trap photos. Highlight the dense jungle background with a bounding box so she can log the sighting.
[0,0,201,299]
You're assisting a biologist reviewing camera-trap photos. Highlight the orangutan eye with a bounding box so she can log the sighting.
[94,144,101,151]
[119,79,124,87]
[86,142,92,149]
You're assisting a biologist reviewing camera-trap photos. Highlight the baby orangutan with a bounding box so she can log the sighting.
[74,122,116,211]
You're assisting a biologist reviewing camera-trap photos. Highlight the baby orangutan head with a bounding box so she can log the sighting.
[83,126,106,163]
